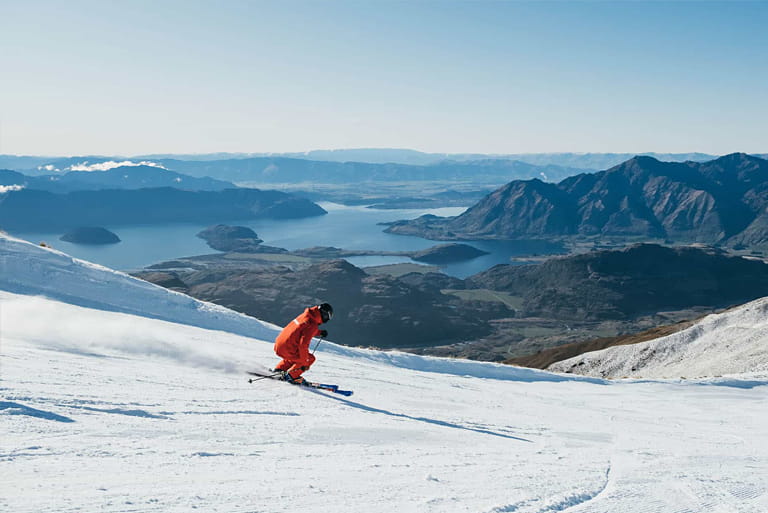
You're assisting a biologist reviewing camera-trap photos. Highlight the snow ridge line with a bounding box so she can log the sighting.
[486,461,611,513]
[537,461,612,513]
[0,234,279,342]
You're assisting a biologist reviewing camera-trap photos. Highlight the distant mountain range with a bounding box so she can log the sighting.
[4,151,751,184]
[274,149,723,170]
[146,157,584,184]
[0,187,326,232]
[386,153,768,248]
[124,149,727,169]
[0,165,234,192]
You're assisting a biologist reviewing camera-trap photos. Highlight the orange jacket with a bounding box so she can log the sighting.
[274,306,323,365]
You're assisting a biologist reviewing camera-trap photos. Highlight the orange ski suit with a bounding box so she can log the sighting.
[274,306,323,379]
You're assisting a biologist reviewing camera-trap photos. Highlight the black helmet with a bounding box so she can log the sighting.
[318,303,333,323]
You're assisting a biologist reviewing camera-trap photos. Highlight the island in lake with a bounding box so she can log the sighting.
[195,224,489,265]
[60,227,121,245]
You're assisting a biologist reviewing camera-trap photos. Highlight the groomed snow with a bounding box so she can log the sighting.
[2,234,768,512]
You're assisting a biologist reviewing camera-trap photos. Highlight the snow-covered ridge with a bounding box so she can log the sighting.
[549,298,768,379]
[0,233,278,342]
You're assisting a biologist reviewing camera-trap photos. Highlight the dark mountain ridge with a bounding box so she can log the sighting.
[137,243,768,360]
[1,166,233,192]
[385,153,768,247]
[467,243,768,321]
[0,187,326,232]
[137,259,507,349]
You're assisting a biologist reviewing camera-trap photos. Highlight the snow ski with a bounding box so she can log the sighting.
[247,371,353,396]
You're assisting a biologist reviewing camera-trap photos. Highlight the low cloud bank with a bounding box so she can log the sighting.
[68,160,167,172]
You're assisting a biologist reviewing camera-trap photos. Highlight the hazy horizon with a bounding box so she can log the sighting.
[2,1,766,156]
[0,148,753,160]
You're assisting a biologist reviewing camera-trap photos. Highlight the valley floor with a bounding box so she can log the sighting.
[2,292,767,513]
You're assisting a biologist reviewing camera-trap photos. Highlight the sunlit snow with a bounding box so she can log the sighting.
[1,234,767,512]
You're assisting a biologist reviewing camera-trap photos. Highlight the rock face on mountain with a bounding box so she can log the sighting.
[136,259,510,349]
[0,188,326,232]
[60,227,120,245]
[467,243,768,320]
[386,154,768,247]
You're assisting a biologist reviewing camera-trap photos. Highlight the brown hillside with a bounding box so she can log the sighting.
[504,318,700,369]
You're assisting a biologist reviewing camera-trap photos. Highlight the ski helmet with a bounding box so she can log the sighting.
[318,303,333,323]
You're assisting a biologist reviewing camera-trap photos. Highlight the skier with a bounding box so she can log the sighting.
[272,303,333,385]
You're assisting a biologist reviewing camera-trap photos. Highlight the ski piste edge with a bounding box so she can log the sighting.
[246,371,353,397]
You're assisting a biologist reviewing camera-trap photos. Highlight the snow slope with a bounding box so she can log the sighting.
[2,233,768,512]
[548,299,768,379]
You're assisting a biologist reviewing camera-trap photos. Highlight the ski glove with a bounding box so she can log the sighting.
[318,330,328,338]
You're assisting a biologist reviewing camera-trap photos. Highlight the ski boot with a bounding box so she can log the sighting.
[284,374,306,385]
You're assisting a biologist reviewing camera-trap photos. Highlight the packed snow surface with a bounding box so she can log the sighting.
[549,298,768,379]
[2,234,768,512]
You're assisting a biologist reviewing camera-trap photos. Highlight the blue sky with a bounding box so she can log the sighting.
[1,0,766,156]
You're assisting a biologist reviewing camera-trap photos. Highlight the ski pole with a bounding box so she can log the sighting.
[247,372,283,383]
[311,334,325,354]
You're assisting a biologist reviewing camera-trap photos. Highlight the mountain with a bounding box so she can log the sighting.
[282,149,719,170]
[386,153,768,247]
[41,165,235,191]
[0,168,30,186]
[1,155,583,184]
[0,166,234,192]
[153,156,583,184]
[467,243,768,320]
[548,295,768,378]
[2,233,767,512]
[0,187,326,232]
[2,151,722,174]
[138,243,768,363]
[135,259,508,349]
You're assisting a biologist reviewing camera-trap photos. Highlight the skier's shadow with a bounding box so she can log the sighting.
[311,391,532,442]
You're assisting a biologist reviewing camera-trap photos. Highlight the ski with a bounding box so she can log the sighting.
[246,371,353,397]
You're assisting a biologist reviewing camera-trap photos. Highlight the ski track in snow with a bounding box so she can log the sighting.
[2,233,768,512]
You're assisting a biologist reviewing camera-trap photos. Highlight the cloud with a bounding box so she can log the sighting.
[37,164,60,172]
[67,160,167,172]
[0,185,25,193]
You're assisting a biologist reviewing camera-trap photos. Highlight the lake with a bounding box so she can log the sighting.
[10,202,564,278]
